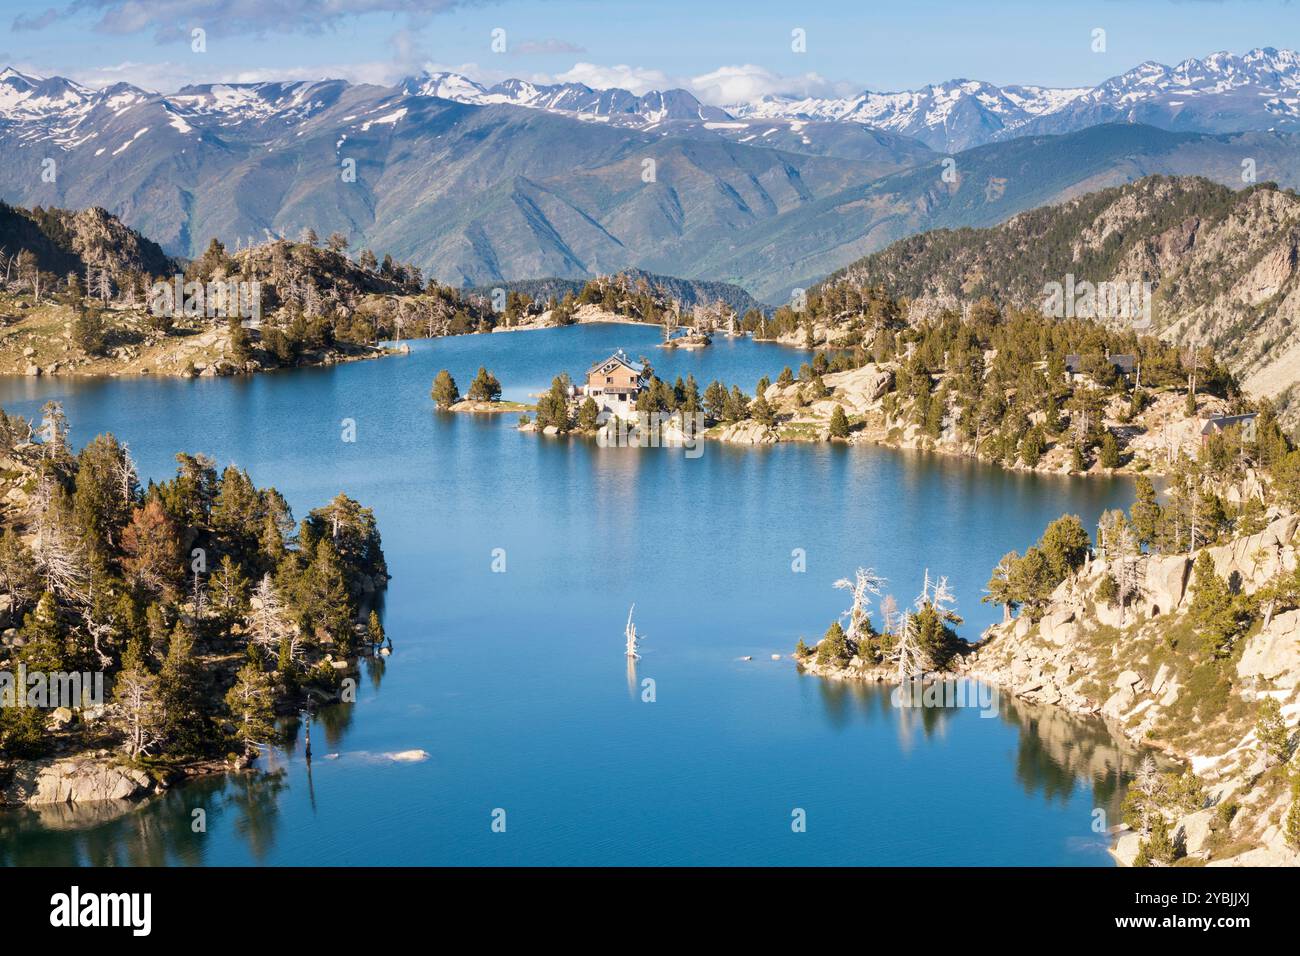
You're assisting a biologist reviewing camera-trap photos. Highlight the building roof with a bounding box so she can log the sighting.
[1200,413,1258,435]
[586,349,645,376]
[1063,352,1137,373]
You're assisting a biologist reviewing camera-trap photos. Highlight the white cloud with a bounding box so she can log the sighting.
[63,59,410,91]
[62,29,435,91]
[531,61,859,104]
[688,64,857,105]
[548,62,674,95]
[15,0,470,41]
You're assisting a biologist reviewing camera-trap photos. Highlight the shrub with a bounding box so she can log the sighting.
[1139,816,1181,865]
[1097,573,1119,606]
[73,305,109,356]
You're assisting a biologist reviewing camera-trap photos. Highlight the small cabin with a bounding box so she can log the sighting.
[1200,413,1257,446]
[1064,352,1137,384]
[575,349,646,417]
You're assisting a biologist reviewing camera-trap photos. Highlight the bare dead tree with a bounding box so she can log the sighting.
[833,567,885,652]
[625,604,640,660]
[249,573,295,659]
[112,664,162,759]
[113,442,139,510]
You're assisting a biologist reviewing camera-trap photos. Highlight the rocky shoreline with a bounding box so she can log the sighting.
[0,647,371,812]
[794,512,1300,867]
[0,293,401,380]
[513,358,1214,481]
[710,364,1233,480]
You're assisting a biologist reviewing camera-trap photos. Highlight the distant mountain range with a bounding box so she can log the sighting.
[732,48,1300,151]
[3,48,1300,300]
[360,47,1300,152]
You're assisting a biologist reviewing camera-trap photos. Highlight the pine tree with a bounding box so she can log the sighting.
[1285,774,1300,851]
[1071,442,1086,472]
[0,685,48,755]
[1131,475,1162,550]
[815,621,850,665]
[1099,430,1120,469]
[1189,551,1242,658]
[228,314,252,364]
[430,369,460,409]
[19,591,68,672]
[249,573,289,654]
[577,397,600,431]
[1019,426,1044,467]
[0,529,40,618]
[703,381,727,423]
[724,385,750,422]
[535,375,573,432]
[1255,696,1291,766]
[367,609,385,645]
[1139,816,1180,865]
[212,554,251,621]
[983,551,1020,622]
[160,623,207,756]
[121,499,184,598]
[294,540,354,653]
[225,658,274,758]
[681,374,702,414]
[210,466,262,564]
[277,635,299,691]
[1040,515,1091,582]
[73,433,135,557]
[828,404,850,438]
[467,366,502,402]
[72,304,109,356]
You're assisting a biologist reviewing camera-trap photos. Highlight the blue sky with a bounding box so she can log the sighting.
[0,0,1296,99]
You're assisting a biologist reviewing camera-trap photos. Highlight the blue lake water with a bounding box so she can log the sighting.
[0,324,1145,866]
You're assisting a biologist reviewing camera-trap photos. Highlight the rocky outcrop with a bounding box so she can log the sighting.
[713,420,780,444]
[1238,609,1300,689]
[1207,513,1300,593]
[1144,554,1192,616]
[966,525,1300,867]
[1,755,155,807]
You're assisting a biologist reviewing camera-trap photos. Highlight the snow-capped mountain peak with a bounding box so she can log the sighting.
[6,48,1300,153]
[398,70,731,126]
[401,71,490,102]
[0,67,93,120]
